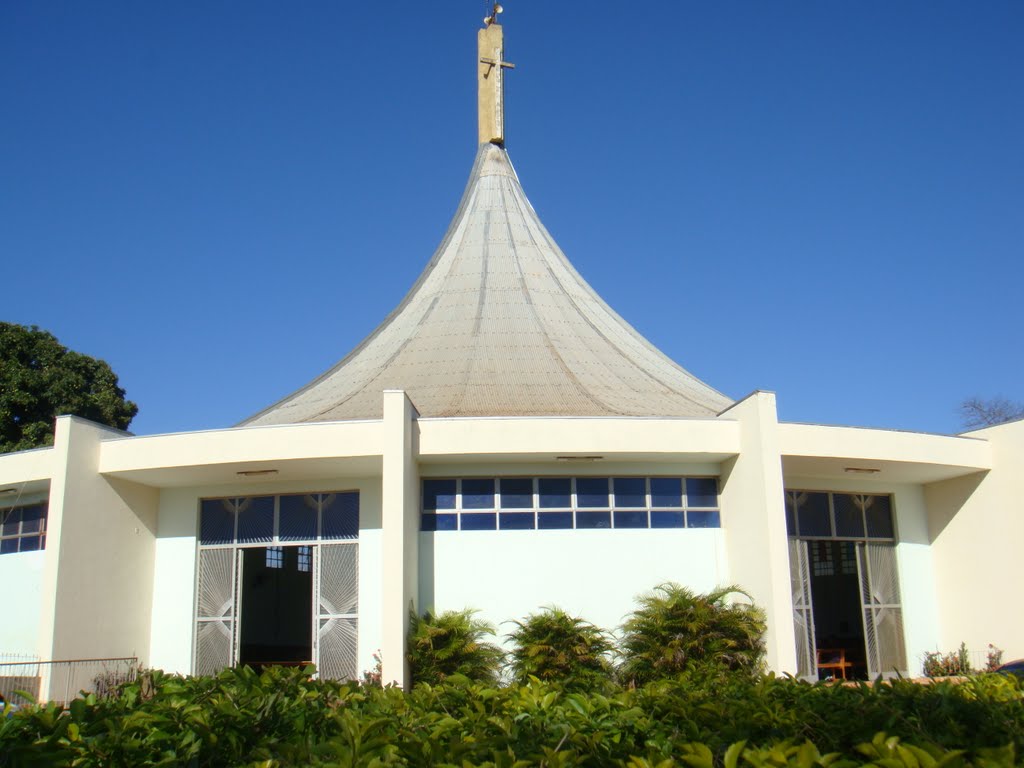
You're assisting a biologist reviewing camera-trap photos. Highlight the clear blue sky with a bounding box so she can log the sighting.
[2,2,1021,437]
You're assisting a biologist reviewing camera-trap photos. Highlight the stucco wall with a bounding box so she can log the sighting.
[421,528,727,646]
[148,477,384,678]
[0,550,45,655]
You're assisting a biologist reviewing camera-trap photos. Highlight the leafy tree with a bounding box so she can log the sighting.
[407,608,503,686]
[959,396,1024,430]
[619,583,766,685]
[506,607,615,690]
[0,322,138,453]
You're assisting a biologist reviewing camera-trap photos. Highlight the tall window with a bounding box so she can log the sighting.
[0,503,47,554]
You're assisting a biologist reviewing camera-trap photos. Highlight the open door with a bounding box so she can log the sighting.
[194,548,239,676]
[857,543,908,678]
[788,538,817,679]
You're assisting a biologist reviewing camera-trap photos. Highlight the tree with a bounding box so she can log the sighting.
[506,607,615,690]
[406,608,503,686]
[0,323,138,453]
[959,396,1024,430]
[618,583,766,686]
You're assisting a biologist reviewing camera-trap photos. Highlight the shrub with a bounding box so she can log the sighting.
[507,606,615,690]
[406,608,503,686]
[923,642,973,677]
[619,583,766,685]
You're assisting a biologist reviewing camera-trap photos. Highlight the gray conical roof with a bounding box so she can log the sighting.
[243,144,731,425]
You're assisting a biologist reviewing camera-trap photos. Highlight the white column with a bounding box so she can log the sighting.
[380,391,419,688]
[718,392,798,674]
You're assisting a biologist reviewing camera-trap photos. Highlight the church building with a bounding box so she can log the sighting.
[2,10,1022,698]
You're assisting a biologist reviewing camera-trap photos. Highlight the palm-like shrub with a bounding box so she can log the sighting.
[407,608,503,686]
[507,607,615,689]
[619,583,766,685]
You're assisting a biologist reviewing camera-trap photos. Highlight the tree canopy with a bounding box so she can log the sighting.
[959,396,1024,430]
[0,322,138,453]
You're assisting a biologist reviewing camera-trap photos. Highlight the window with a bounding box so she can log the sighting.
[199,492,359,546]
[785,490,896,541]
[266,546,284,568]
[0,504,47,554]
[421,477,721,531]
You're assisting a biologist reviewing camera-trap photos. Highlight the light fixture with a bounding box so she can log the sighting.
[844,467,881,475]
[236,469,279,477]
[555,456,604,462]
[0,488,18,496]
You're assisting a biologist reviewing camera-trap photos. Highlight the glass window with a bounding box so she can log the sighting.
[20,505,43,534]
[651,510,685,528]
[865,495,895,539]
[686,478,718,508]
[297,545,312,573]
[237,497,274,543]
[687,510,721,528]
[1,508,21,537]
[321,493,359,540]
[576,478,609,508]
[785,494,797,535]
[461,513,496,531]
[833,494,866,538]
[499,478,533,508]
[576,511,611,529]
[538,478,571,508]
[499,511,535,529]
[200,499,237,545]
[462,479,495,509]
[795,492,831,537]
[279,494,319,541]
[538,511,573,529]
[650,478,682,508]
[613,478,646,508]
[0,538,17,554]
[422,513,457,532]
[614,510,647,528]
[266,546,284,569]
[423,479,456,510]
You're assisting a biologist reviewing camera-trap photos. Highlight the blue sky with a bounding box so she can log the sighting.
[2,2,1021,436]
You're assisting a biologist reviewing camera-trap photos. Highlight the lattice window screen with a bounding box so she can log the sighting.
[195,548,237,676]
[788,538,817,679]
[316,543,358,681]
[857,543,907,679]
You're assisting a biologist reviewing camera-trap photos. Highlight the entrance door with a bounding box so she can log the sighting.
[237,546,314,669]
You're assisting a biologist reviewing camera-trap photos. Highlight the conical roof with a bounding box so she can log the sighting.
[243,144,731,426]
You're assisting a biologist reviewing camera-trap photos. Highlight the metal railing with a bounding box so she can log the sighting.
[0,655,139,706]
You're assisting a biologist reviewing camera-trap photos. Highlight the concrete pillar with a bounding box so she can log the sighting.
[380,391,420,688]
[718,392,798,674]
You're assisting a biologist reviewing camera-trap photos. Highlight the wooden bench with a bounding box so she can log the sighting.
[817,648,853,680]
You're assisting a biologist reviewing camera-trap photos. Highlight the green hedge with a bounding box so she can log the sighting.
[2,666,1022,767]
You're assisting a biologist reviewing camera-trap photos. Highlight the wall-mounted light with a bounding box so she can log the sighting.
[0,488,18,496]
[236,469,279,477]
[555,456,604,462]
[844,467,881,475]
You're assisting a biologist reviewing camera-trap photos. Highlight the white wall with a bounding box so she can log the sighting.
[148,477,384,678]
[421,528,727,645]
[0,550,45,655]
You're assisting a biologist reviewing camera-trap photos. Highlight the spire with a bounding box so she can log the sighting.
[478,4,514,146]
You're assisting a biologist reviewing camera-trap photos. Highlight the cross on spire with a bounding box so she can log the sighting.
[478,6,514,146]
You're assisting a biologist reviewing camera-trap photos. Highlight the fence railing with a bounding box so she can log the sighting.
[0,656,138,706]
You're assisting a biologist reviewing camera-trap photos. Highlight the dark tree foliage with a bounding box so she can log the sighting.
[407,608,503,686]
[507,606,615,690]
[959,396,1024,430]
[0,322,138,453]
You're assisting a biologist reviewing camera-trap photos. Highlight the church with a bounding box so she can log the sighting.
[1,9,1021,699]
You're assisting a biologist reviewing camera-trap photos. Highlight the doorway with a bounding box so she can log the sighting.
[238,546,313,669]
[808,541,866,679]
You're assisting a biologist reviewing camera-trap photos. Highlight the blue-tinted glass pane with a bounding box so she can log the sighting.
[538,511,573,529]
[833,495,866,538]
[686,478,719,508]
[865,496,895,539]
[200,499,236,544]
[687,510,721,528]
[613,478,646,508]
[576,511,611,529]
[796,492,831,537]
[279,494,319,540]
[614,510,647,528]
[650,478,682,508]
[237,496,274,543]
[538,479,571,508]
[500,478,533,508]
[461,513,496,530]
[322,493,359,540]
[500,512,535,529]
[2,508,22,536]
[422,513,457,532]
[19,507,42,534]
[423,480,456,511]
[651,511,685,528]
[576,478,609,508]
[462,479,495,509]
[19,536,43,552]
[785,494,797,535]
